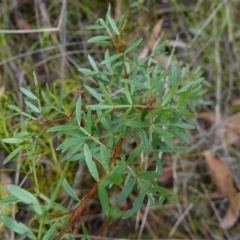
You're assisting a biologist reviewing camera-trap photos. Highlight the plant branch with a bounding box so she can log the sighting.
[54,137,125,240]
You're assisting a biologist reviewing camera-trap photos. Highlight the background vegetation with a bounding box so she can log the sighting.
[1,0,240,239]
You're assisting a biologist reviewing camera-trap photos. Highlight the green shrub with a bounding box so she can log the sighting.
[0,6,203,240]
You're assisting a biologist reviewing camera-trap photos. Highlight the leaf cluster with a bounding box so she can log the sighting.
[0,5,203,239]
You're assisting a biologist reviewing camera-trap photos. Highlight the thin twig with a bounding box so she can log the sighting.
[168,203,194,237]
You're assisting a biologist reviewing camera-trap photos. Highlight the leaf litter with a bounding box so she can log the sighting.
[203,150,240,229]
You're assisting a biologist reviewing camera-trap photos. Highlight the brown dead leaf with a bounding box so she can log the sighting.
[17,19,30,30]
[149,19,163,50]
[139,19,163,58]
[156,166,173,186]
[232,98,240,106]
[198,111,215,124]
[0,86,5,96]
[139,18,168,67]
[222,112,240,145]
[203,150,240,228]
[198,112,240,145]
[220,193,240,229]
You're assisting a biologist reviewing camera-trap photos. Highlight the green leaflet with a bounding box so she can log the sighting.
[0,216,36,239]
[124,120,149,128]
[62,178,80,201]
[124,38,143,54]
[127,142,143,164]
[3,146,23,164]
[171,64,178,87]
[2,138,23,144]
[75,96,82,126]
[115,178,136,203]
[7,185,42,215]
[100,145,110,172]
[87,35,111,42]
[98,183,109,215]
[25,101,40,113]
[137,171,158,180]
[122,192,145,219]
[88,54,99,71]
[20,87,37,100]
[101,53,123,64]
[84,144,99,182]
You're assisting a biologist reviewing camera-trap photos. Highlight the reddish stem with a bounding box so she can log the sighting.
[54,137,124,240]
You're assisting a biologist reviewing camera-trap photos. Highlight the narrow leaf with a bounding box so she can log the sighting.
[88,54,99,71]
[152,40,169,55]
[151,70,169,89]
[116,178,136,203]
[148,186,171,196]
[42,221,58,240]
[122,192,145,219]
[100,145,110,172]
[170,127,189,143]
[154,152,163,175]
[125,38,143,54]
[0,216,36,239]
[87,35,111,42]
[171,64,178,87]
[177,78,204,93]
[7,185,42,215]
[76,96,82,126]
[176,109,195,118]
[86,104,112,110]
[62,178,80,201]
[3,146,23,164]
[86,25,106,30]
[86,108,92,135]
[161,87,176,107]
[107,15,119,35]
[7,104,21,112]
[41,91,51,105]
[124,120,149,128]
[172,121,195,129]
[160,145,188,152]
[84,144,99,182]
[2,138,23,144]
[56,137,86,151]
[98,183,109,215]
[139,129,150,156]
[63,143,83,161]
[137,171,158,180]
[125,88,133,105]
[20,87,37,100]
[84,85,102,102]
[176,86,192,108]
[153,125,174,138]
[127,142,143,164]
[107,173,123,184]
[78,68,97,76]
[101,53,123,64]
[99,82,113,104]
[164,137,173,148]
[145,108,161,119]
[148,194,165,207]
[25,101,40,113]
[47,124,78,132]
[120,79,146,88]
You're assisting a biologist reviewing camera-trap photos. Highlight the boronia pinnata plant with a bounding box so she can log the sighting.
[1,6,204,240]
